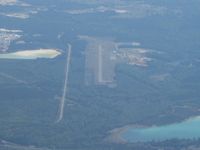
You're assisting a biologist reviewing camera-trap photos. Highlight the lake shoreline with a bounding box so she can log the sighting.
[107,115,200,143]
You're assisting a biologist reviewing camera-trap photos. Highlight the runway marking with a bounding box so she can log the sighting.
[98,45,103,83]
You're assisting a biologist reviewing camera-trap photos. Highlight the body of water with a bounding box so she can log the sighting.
[121,116,200,142]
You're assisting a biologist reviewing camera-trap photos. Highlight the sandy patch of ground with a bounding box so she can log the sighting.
[0,49,61,59]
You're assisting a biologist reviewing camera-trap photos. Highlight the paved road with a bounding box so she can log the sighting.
[56,44,72,123]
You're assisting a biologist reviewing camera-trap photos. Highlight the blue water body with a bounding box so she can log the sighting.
[122,116,200,142]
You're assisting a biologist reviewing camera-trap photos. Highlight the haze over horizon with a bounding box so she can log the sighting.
[0,0,200,150]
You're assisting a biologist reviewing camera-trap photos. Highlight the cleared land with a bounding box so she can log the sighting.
[0,28,22,52]
[0,49,61,59]
[81,36,153,86]
[56,44,72,123]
